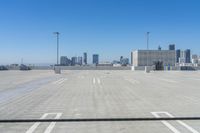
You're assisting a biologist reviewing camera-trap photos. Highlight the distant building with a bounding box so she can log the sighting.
[120,56,123,63]
[121,58,129,66]
[169,44,175,50]
[112,60,120,64]
[119,56,129,66]
[60,56,71,66]
[83,52,87,65]
[71,57,77,66]
[131,50,176,67]
[185,49,191,63]
[191,54,198,64]
[176,49,181,63]
[179,50,186,63]
[158,45,162,50]
[0,65,8,70]
[192,58,198,64]
[192,54,198,59]
[77,56,83,65]
[97,61,112,66]
[131,52,133,65]
[93,54,99,65]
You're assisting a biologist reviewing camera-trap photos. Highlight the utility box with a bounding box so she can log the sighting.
[145,66,150,73]
[54,67,61,74]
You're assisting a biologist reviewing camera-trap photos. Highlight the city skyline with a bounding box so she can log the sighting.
[1,0,200,64]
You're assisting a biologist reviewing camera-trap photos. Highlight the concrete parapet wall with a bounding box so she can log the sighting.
[132,66,200,71]
[55,66,131,70]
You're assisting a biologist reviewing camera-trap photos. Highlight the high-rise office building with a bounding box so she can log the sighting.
[121,58,129,66]
[131,50,176,67]
[60,56,71,66]
[83,52,87,65]
[185,49,191,63]
[192,54,198,64]
[179,50,186,63]
[77,56,83,65]
[192,54,198,59]
[71,57,77,66]
[131,53,133,65]
[176,49,181,63]
[119,56,129,66]
[93,54,99,65]
[158,45,162,50]
[169,44,175,50]
[120,56,123,64]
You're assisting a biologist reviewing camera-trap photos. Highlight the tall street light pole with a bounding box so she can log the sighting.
[146,32,150,66]
[147,32,150,50]
[53,32,60,65]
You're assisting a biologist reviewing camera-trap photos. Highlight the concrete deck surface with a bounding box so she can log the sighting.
[0,70,200,133]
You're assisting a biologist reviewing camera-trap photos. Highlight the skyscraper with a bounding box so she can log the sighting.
[120,56,123,64]
[158,45,162,50]
[60,56,71,66]
[185,49,191,63]
[179,50,186,63]
[176,49,181,63]
[121,58,129,66]
[71,57,77,66]
[169,44,175,50]
[93,54,99,65]
[83,52,87,65]
[192,54,198,64]
[77,56,83,65]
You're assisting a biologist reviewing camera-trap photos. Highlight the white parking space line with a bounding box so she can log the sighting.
[26,113,62,133]
[53,79,64,84]
[178,121,199,133]
[25,113,48,133]
[93,78,96,84]
[53,78,67,85]
[159,79,177,83]
[151,112,199,133]
[97,78,101,84]
[57,79,67,84]
[151,112,180,133]
[93,78,101,85]
[163,112,199,133]
[44,113,62,133]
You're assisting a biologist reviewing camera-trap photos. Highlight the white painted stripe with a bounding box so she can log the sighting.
[53,78,67,84]
[26,113,48,133]
[97,78,101,84]
[26,113,62,133]
[177,120,199,133]
[57,79,67,84]
[93,78,96,84]
[53,79,64,84]
[26,122,41,133]
[151,112,199,133]
[162,121,181,133]
[44,113,62,133]
[163,112,199,133]
[151,112,181,133]
[159,79,177,83]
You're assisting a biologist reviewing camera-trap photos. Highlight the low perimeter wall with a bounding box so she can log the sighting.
[131,66,200,71]
[55,66,131,70]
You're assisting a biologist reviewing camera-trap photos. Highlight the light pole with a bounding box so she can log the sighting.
[53,32,60,65]
[146,32,150,66]
[147,32,150,50]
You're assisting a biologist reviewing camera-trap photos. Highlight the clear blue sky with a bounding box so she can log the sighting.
[0,0,200,65]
